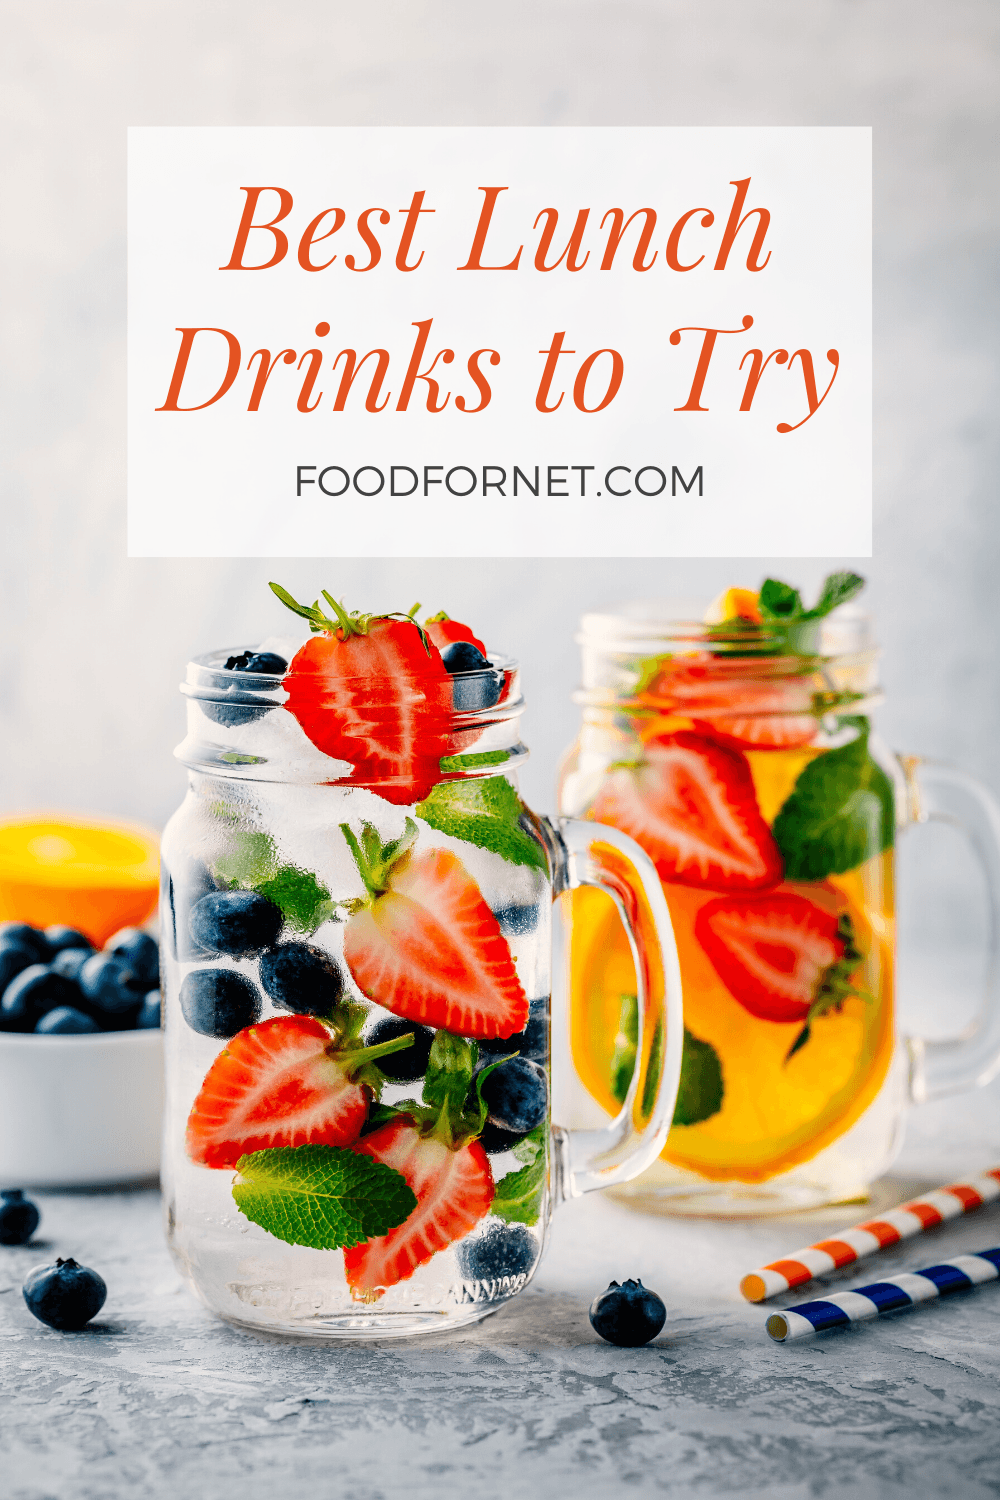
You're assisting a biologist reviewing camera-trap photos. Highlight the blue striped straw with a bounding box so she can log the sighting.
[765,1248,1000,1342]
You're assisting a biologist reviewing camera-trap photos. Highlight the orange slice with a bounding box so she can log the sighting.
[0,813,160,946]
[570,852,895,1184]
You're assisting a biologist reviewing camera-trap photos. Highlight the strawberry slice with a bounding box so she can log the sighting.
[271,586,453,807]
[590,731,782,891]
[341,821,529,1040]
[423,611,487,656]
[644,655,818,751]
[344,1119,494,1300]
[186,1012,415,1169]
[695,891,862,1024]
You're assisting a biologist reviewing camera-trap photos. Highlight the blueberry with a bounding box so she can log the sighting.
[442,640,489,673]
[201,700,272,728]
[479,1056,548,1134]
[458,1222,538,1282]
[78,953,145,1018]
[365,1016,434,1081]
[477,1120,525,1155]
[136,990,161,1030]
[163,859,218,961]
[50,947,96,981]
[258,943,344,1015]
[1,965,82,1032]
[189,890,283,957]
[179,968,260,1038]
[479,1001,548,1064]
[0,923,48,960]
[35,1006,102,1035]
[22,1257,107,1331]
[43,925,91,955]
[0,1190,40,1245]
[205,651,287,727]
[441,641,501,711]
[589,1279,666,1347]
[103,928,159,989]
[0,941,38,995]
[493,903,539,937]
[227,651,287,675]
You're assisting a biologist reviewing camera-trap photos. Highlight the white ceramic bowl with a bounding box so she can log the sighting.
[0,1029,163,1187]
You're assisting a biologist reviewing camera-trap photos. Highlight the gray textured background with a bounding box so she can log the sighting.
[0,1,997,1001]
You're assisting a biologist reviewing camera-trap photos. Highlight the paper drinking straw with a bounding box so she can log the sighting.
[740,1169,1000,1303]
[765,1248,1000,1342]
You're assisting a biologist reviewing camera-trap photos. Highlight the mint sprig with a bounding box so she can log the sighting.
[491,1123,547,1226]
[374,1032,514,1151]
[415,776,548,872]
[439,749,511,774]
[672,1029,724,1127]
[232,1143,417,1250]
[755,571,866,654]
[610,995,723,1128]
[210,827,334,934]
[772,720,895,879]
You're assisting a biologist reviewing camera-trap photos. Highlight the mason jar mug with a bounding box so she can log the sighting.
[559,603,1000,1215]
[161,637,683,1337]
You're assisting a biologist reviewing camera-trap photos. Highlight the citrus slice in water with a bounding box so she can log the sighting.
[0,814,160,946]
[569,856,894,1183]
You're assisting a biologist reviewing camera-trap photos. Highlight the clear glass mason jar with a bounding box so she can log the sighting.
[161,643,683,1337]
[559,602,1000,1216]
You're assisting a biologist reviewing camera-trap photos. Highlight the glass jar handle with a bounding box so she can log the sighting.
[540,815,684,1200]
[899,756,1000,1102]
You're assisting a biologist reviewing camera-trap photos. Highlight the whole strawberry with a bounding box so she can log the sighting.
[270,586,453,807]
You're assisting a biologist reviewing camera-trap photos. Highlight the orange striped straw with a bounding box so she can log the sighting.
[740,1169,1000,1302]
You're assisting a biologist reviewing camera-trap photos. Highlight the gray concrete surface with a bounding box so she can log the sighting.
[3,1076,999,1500]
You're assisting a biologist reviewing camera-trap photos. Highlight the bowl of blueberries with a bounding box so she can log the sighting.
[0,920,163,1187]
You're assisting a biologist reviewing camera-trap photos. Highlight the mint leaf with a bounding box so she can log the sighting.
[804,570,865,620]
[610,1000,723,1128]
[439,750,511,773]
[416,776,548,872]
[257,866,334,934]
[492,1127,547,1226]
[640,1017,664,1123]
[759,579,802,619]
[210,828,333,934]
[672,1030,724,1127]
[232,1144,417,1250]
[772,725,894,879]
[511,1122,546,1167]
[610,993,638,1106]
[211,829,277,888]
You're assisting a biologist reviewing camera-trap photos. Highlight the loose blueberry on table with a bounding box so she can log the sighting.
[22,1257,107,1331]
[0,1189,40,1245]
[589,1279,667,1347]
